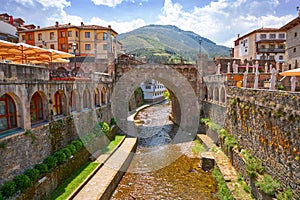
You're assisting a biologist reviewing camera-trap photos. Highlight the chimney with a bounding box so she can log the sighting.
[237,34,240,38]
[37,25,40,29]
[68,23,71,25]
[108,25,111,29]
[55,21,59,27]
[81,22,84,26]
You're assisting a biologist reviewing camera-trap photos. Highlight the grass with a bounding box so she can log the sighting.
[47,162,99,200]
[192,139,206,156]
[212,167,234,200]
[102,135,125,153]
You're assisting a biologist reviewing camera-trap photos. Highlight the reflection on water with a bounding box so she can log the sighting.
[111,103,218,200]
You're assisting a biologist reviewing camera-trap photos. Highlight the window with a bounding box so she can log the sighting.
[260,34,266,39]
[28,34,33,40]
[68,31,72,37]
[101,88,106,105]
[21,35,25,41]
[30,92,43,123]
[60,31,66,37]
[83,89,89,109]
[278,44,284,49]
[269,56,274,60]
[269,34,276,39]
[145,85,151,89]
[50,44,55,49]
[103,44,108,50]
[70,90,77,112]
[94,89,100,107]
[269,44,275,49]
[279,33,285,39]
[85,32,90,38]
[0,94,17,132]
[103,32,107,40]
[294,48,297,53]
[50,32,54,40]
[60,44,66,50]
[295,32,298,37]
[85,44,91,50]
[261,45,266,49]
[53,91,62,116]
[38,33,42,41]
[76,31,78,37]
[279,55,283,60]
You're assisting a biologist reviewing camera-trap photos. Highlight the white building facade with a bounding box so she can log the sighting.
[140,80,166,103]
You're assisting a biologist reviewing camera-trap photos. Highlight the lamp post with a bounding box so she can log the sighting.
[199,38,202,56]
[229,48,232,71]
[72,42,77,73]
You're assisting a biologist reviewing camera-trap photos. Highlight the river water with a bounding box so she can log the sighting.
[110,102,218,200]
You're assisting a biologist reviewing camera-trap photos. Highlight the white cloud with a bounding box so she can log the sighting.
[37,0,71,9]
[157,0,293,46]
[88,17,146,33]
[91,0,123,7]
[15,0,34,5]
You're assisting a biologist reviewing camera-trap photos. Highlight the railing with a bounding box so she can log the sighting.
[49,70,92,81]
[257,48,285,53]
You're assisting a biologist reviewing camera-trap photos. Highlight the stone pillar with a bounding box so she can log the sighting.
[200,152,215,171]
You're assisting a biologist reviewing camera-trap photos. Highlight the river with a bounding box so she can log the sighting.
[110,102,218,200]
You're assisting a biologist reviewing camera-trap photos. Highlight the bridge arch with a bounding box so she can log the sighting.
[112,64,200,143]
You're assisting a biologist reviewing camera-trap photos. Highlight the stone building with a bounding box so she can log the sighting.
[234,28,286,64]
[18,22,121,73]
[280,12,300,69]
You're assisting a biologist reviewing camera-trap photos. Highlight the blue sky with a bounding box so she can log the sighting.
[0,0,298,47]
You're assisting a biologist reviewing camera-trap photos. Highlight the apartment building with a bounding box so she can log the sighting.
[234,28,286,64]
[141,80,167,103]
[280,13,300,69]
[18,22,119,72]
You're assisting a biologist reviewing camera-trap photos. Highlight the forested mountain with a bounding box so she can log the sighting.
[117,24,230,64]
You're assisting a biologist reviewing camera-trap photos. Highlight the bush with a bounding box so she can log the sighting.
[24,169,40,181]
[0,191,3,200]
[1,181,16,198]
[34,163,48,174]
[99,122,110,137]
[255,175,281,196]
[43,155,57,169]
[67,144,76,154]
[14,174,31,191]
[277,188,294,200]
[110,118,116,126]
[54,151,67,164]
[62,148,72,158]
[71,140,83,151]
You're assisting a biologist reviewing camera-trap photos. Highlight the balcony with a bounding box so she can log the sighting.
[257,48,285,53]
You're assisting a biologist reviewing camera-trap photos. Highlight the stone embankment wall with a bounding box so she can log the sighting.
[225,87,300,198]
[0,107,112,185]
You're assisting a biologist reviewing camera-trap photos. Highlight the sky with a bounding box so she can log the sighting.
[0,0,299,47]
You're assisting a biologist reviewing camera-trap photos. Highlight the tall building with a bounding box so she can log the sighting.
[280,13,300,69]
[18,22,119,73]
[234,28,286,64]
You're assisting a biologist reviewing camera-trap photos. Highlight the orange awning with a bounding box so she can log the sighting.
[280,68,300,76]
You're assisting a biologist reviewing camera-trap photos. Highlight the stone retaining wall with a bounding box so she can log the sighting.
[226,87,300,198]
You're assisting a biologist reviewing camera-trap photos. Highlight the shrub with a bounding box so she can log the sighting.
[277,188,294,200]
[54,151,67,164]
[62,148,72,158]
[24,169,40,181]
[212,167,234,200]
[110,118,116,126]
[255,175,281,196]
[0,191,3,200]
[1,181,16,198]
[14,174,31,191]
[34,163,48,174]
[67,144,76,154]
[71,140,83,151]
[43,155,58,169]
[99,122,110,137]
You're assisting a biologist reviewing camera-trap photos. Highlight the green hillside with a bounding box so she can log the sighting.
[117,24,230,64]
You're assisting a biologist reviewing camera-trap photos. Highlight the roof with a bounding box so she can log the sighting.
[18,23,118,34]
[280,16,300,31]
[234,27,282,43]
